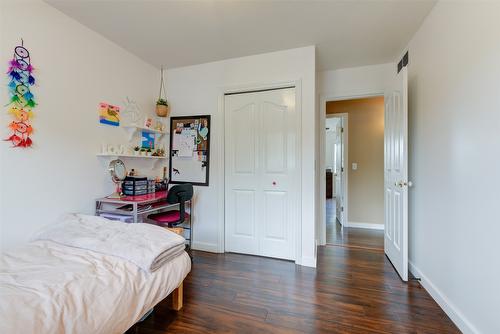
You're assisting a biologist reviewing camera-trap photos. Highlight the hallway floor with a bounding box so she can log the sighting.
[326,198,384,249]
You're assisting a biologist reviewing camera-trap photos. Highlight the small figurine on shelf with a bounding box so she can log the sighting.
[144,117,153,128]
[133,146,140,156]
[151,148,163,157]
[155,120,165,132]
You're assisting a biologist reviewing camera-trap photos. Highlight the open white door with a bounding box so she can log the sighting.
[384,66,410,281]
[335,118,345,225]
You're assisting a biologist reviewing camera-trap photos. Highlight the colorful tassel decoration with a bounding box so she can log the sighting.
[4,40,36,148]
[9,70,21,80]
[24,92,33,100]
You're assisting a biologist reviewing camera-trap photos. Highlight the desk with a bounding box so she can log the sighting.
[95,190,193,249]
[95,191,176,224]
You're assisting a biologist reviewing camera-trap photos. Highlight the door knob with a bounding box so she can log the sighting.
[395,180,413,188]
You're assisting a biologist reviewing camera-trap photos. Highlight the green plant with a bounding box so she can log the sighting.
[134,146,140,151]
[156,98,168,106]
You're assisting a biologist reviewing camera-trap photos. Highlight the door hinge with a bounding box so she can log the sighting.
[341,127,344,133]
[341,206,344,212]
[341,167,344,172]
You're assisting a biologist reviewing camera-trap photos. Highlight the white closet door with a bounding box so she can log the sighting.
[225,88,298,260]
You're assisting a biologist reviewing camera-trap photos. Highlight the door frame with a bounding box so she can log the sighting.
[318,92,384,246]
[217,80,303,264]
[326,112,348,227]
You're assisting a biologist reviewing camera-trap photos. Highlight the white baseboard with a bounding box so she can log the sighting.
[347,221,384,230]
[409,261,478,334]
[191,241,221,253]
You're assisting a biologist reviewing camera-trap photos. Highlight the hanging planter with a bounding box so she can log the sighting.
[155,66,170,117]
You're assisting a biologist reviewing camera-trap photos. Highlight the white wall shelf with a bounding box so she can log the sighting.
[96,153,166,159]
[122,125,168,141]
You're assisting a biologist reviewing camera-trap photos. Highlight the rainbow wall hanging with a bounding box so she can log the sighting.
[5,40,36,148]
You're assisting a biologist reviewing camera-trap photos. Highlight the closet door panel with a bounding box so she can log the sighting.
[224,97,259,255]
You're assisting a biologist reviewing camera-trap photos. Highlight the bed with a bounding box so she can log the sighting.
[0,214,191,334]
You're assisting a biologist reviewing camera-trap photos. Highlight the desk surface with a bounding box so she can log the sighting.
[96,190,168,205]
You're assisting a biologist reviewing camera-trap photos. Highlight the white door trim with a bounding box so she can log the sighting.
[217,80,303,264]
[318,92,384,246]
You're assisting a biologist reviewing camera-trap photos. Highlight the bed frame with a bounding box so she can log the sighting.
[171,281,183,311]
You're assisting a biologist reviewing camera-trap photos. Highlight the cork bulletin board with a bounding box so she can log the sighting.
[169,115,210,186]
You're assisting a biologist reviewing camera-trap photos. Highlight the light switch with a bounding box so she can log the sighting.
[352,163,358,170]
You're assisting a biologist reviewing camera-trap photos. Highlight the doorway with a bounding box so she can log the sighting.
[324,97,385,250]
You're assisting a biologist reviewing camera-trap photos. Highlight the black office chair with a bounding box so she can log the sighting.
[148,184,193,253]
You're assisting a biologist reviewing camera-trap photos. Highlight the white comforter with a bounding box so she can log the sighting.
[0,240,191,334]
[32,214,186,272]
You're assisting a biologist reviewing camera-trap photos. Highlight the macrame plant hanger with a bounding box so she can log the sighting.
[155,66,169,117]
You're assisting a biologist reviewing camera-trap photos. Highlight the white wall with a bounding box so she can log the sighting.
[317,63,393,244]
[406,2,500,333]
[165,46,317,266]
[0,1,159,250]
[318,63,393,98]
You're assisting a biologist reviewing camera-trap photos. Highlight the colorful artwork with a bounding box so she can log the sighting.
[5,41,36,148]
[141,131,155,149]
[99,102,120,126]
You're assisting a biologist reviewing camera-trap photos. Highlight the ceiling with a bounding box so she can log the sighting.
[46,0,436,71]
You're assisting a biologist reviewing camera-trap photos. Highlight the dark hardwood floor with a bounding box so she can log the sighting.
[127,220,460,334]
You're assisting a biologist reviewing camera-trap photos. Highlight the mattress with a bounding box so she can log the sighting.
[0,240,191,334]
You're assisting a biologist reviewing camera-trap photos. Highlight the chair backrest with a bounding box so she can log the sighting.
[166,183,193,226]
[166,183,193,205]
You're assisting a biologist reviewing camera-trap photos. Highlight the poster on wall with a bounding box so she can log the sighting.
[169,115,210,186]
[99,102,120,126]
